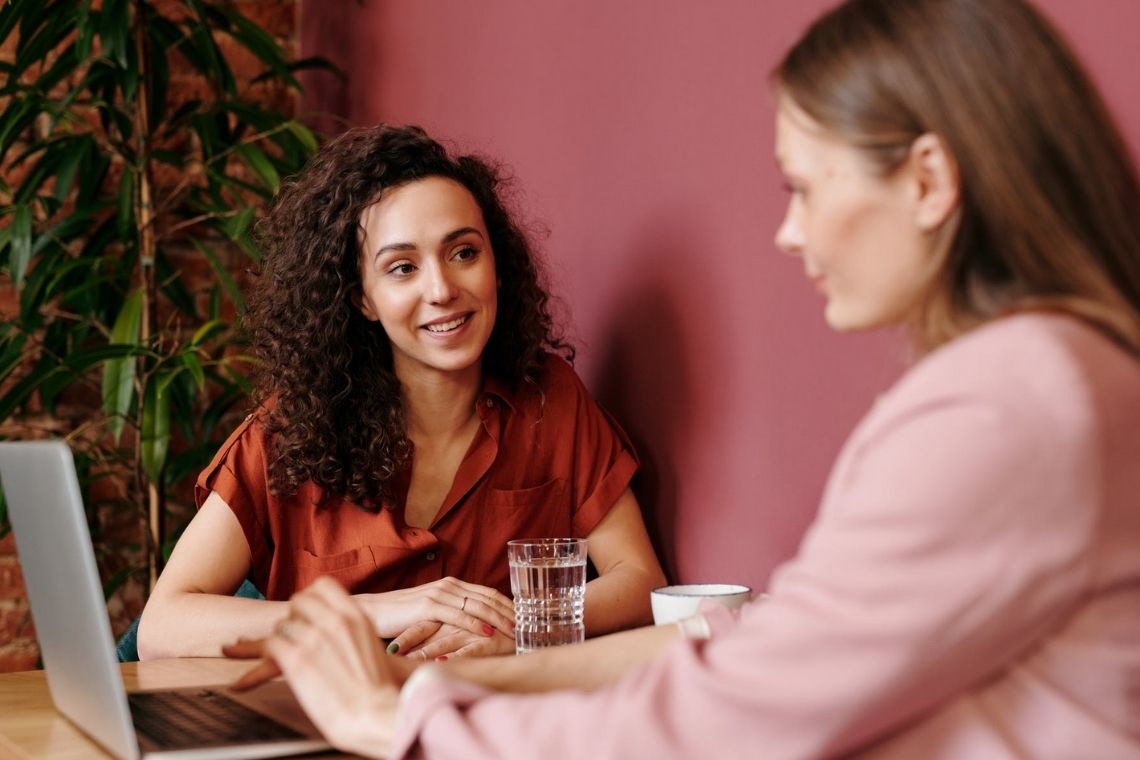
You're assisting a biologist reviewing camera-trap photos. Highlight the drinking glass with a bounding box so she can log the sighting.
[507,538,587,654]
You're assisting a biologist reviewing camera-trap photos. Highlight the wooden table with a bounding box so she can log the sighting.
[0,658,348,759]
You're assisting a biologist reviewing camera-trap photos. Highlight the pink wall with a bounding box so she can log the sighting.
[300,1,1140,589]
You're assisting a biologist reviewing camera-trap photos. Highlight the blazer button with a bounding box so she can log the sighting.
[424,551,437,561]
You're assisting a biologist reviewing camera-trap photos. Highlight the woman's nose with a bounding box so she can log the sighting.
[424,263,459,304]
[774,203,804,256]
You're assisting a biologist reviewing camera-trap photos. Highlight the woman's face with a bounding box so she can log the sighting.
[773,98,945,332]
[356,176,498,383]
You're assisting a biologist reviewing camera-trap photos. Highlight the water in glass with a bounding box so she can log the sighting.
[508,539,586,654]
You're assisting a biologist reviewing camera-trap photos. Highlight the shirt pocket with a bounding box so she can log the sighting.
[294,545,379,591]
[484,477,568,511]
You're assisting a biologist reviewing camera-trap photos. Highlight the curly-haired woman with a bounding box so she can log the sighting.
[136,125,666,660]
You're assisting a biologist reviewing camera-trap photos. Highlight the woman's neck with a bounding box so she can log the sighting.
[399,362,483,443]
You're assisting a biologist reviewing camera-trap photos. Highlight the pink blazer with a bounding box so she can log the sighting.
[394,313,1140,760]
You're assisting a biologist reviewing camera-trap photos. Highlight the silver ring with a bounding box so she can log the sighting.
[460,596,468,612]
[276,620,295,639]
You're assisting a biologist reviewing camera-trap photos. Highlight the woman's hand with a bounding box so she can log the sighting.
[351,576,515,642]
[393,620,515,660]
[224,577,407,758]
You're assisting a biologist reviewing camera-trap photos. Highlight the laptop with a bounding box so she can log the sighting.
[0,439,333,759]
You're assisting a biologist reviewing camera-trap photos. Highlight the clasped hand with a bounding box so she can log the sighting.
[352,575,516,654]
[226,575,515,686]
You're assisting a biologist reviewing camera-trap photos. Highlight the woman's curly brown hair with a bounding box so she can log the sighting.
[245,124,572,509]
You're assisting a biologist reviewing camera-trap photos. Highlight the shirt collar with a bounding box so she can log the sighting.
[479,372,516,412]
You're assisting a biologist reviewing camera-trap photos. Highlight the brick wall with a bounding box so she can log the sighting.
[0,0,301,672]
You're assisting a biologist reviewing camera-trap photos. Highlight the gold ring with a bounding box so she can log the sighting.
[460,596,468,612]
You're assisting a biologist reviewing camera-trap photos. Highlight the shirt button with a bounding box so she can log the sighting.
[424,551,437,561]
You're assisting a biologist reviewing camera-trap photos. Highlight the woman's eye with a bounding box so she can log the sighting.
[454,246,479,262]
[387,262,416,276]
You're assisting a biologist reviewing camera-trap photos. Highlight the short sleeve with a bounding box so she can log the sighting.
[194,415,274,587]
[539,357,639,537]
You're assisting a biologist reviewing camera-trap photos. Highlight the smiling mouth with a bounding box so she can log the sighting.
[424,314,471,333]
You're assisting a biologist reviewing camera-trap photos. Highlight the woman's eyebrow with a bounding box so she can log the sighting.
[375,227,483,259]
[441,226,482,244]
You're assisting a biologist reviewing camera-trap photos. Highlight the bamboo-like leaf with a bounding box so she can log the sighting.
[0,2,21,51]
[155,249,197,317]
[102,565,134,601]
[147,26,169,130]
[15,0,51,40]
[76,0,94,60]
[0,356,61,421]
[181,350,205,390]
[141,371,173,482]
[116,167,134,241]
[185,0,236,95]
[13,9,68,76]
[52,136,93,202]
[34,41,79,101]
[233,143,279,194]
[17,242,64,322]
[219,206,254,241]
[102,289,143,443]
[0,329,29,386]
[69,343,150,370]
[98,0,130,69]
[190,319,226,347]
[286,121,319,154]
[76,150,110,207]
[0,99,38,157]
[0,224,10,268]
[13,151,59,205]
[221,7,299,89]
[9,204,32,289]
[190,238,245,314]
[208,284,221,320]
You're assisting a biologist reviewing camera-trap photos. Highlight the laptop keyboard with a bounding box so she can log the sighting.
[128,688,306,749]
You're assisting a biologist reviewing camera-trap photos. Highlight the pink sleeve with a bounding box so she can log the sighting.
[390,391,1097,759]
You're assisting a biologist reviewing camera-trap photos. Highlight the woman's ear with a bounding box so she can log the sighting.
[352,290,377,322]
[909,133,961,232]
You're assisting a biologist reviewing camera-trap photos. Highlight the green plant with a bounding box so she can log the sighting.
[0,0,327,600]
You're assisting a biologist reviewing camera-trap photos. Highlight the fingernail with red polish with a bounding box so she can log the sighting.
[482,624,494,636]
[435,655,448,662]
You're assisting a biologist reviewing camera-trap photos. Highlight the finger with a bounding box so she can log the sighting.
[415,632,472,661]
[221,637,266,660]
[451,628,516,659]
[426,602,505,639]
[446,580,515,618]
[450,639,493,659]
[449,594,515,637]
[230,658,282,691]
[387,620,441,655]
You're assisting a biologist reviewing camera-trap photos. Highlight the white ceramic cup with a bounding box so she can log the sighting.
[650,583,753,625]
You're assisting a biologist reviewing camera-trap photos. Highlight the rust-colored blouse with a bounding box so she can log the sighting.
[194,355,637,601]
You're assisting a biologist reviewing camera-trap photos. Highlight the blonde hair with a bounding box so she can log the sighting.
[775,0,1140,354]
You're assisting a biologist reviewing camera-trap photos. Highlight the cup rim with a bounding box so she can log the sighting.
[651,583,752,597]
[507,537,586,547]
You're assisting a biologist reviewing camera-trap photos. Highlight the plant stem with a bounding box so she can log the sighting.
[133,0,164,594]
